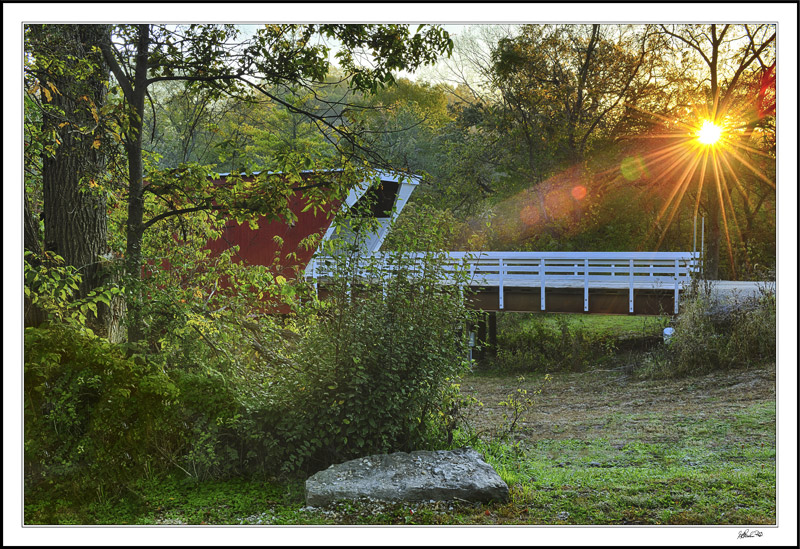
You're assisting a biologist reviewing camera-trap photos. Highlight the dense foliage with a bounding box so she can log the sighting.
[24,214,474,501]
[491,314,619,373]
[255,246,474,474]
[24,323,182,495]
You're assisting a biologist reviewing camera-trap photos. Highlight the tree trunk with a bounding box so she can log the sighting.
[704,188,721,280]
[28,24,121,338]
[124,135,146,344]
[122,24,152,345]
[42,127,108,298]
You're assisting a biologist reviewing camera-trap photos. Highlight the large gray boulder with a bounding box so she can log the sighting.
[305,447,509,507]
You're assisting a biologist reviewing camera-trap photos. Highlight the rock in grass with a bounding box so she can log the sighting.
[305,448,509,507]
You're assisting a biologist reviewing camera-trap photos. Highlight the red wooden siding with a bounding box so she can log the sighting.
[206,189,341,277]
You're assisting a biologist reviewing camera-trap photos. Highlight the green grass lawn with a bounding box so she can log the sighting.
[479,402,776,525]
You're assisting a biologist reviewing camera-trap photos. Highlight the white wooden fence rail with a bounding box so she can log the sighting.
[306,251,700,314]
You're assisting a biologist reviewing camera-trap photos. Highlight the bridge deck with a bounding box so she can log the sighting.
[307,251,702,314]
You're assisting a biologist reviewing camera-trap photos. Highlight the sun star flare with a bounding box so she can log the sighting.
[697,120,723,145]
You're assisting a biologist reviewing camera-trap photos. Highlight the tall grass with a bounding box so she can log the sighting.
[639,282,776,378]
[488,313,655,373]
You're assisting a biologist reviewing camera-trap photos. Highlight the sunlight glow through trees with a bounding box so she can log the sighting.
[697,120,723,145]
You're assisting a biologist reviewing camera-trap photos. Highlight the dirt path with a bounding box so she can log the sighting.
[459,364,776,445]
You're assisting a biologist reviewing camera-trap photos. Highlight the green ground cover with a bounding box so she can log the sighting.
[513,313,669,339]
[24,365,776,526]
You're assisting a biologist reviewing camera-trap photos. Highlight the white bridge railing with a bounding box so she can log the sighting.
[306,251,700,314]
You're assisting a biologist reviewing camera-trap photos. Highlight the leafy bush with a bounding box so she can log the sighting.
[24,250,121,332]
[260,248,474,474]
[24,323,182,497]
[721,286,777,366]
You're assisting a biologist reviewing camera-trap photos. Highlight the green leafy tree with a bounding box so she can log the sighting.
[24,25,122,337]
[657,24,775,279]
[144,81,236,168]
[489,25,664,195]
[87,23,452,342]
[143,73,354,173]
[214,82,343,172]
[361,78,452,170]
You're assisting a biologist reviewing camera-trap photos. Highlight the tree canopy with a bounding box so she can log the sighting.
[23,22,777,346]
[25,23,454,342]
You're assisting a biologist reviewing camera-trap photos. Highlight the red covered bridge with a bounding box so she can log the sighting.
[205,169,420,277]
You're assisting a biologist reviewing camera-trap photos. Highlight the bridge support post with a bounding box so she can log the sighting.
[629,258,635,313]
[540,258,546,311]
[584,259,589,312]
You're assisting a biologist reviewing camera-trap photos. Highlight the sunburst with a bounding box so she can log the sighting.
[697,120,723,145]
[620,86,775,279]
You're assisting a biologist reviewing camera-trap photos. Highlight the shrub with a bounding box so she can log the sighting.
[721,285,776,366]
[250,246,475,475]
[24,323,182,497]
[24,250,122,333]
